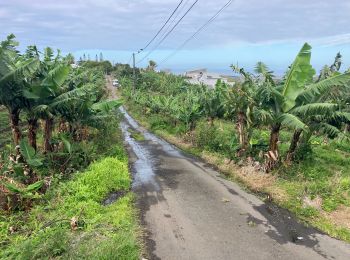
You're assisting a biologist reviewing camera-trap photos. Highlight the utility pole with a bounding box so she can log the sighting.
[132,52,136,94]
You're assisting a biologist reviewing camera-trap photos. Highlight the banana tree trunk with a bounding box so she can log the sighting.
[236,112,248,153]
[28,118,38,151]
[269,124,281,153]
[286,129,302,162]
[44,118,54,153]
[265,124,281,172]
[9,108,21,145]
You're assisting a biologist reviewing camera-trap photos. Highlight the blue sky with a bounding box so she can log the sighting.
[1,0,350,74]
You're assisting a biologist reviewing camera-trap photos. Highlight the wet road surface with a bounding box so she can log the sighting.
[119,107,350,260]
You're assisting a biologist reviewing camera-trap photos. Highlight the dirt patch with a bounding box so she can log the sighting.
[324,206,350,229]
[303,196,323,210]
[158,132,193,150]
[199,151,276,192]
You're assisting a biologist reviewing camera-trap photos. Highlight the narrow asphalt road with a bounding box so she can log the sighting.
[107,78,350,260]
[119,109,350,260]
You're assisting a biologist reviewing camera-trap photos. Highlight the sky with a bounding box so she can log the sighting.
[1,0,350,74]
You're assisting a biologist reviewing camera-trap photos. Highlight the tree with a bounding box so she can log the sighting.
[65,53,75,65]
[22,45,41,150]
[147,60,157,71]
[224,65,257,154]
[255,44,350,168]
[202,80,226,126]
[24,47,71,152]
[254,44,314,169]
[0,34,40,145]
[283,52,350,161]
[289,71,350,160]
[99,52,103,62]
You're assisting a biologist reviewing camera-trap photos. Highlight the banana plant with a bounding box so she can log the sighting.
[224,66,257,153]
[3,180,43,198]
[1,179,44,210]
[172,91,202,131]
[289,70,350,161]
[0,34,40,145]
[23,47,71,152]
[19,138,43,167]
[254,44,314,167]
[256,44,350,167]
[201,80,226,126]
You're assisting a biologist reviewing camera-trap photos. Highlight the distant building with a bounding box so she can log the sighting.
[160,69,171,74]
[184,68,233,88]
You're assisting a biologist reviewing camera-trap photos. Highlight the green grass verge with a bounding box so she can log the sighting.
[0,157,141,259]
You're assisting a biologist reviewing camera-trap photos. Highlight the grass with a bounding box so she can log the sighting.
[129,128,145,141]
[0,157,141,259]
[124,101,350,242]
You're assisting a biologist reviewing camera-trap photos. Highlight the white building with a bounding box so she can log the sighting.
[184,68,232,88]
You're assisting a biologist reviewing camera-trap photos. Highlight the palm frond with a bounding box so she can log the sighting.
[318,123,343,138]
[291,103,338,117]
[329,111,350,123]
[92,100,123,113]
[41,64,70,89]
[50,87,89,108]
[278,113,308,130]
[282,43,315,112]
[298,72,350,102]
[253,108,273,124]
[0,58,40,85]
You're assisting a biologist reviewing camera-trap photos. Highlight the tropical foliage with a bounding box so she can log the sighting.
[0,34,121,212]
[122,43,350,171]
[0,34,141,259]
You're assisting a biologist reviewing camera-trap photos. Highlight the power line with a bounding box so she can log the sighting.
[137,0,199,64]
[139,0,185,52]
[157,0,191,41]
[137,0,200,65]
[159,0,233,65]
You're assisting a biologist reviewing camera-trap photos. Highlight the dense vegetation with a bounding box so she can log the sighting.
[119,45,350,240]
[0,35,140,258]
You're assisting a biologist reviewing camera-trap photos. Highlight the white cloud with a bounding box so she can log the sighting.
[311,34,350,47]
[1,0,350,69]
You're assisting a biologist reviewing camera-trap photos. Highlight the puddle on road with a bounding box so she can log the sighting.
[120,107,139,129]
[120,107,183,158]
[120,121,160,191]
